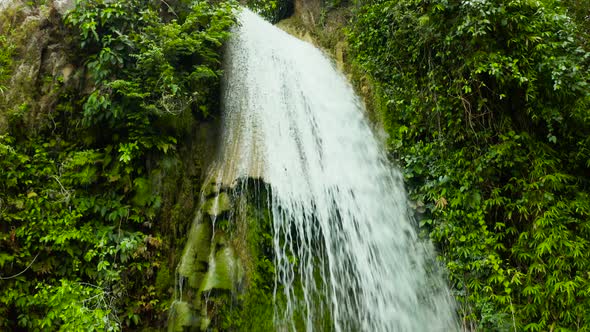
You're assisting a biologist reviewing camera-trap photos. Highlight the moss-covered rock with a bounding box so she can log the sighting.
[178,220,213,290]
[201,245,240,292]
[168,301,199,332]
[202,181,222,198]
[169,178,280,331]
[202,192,231,218]
[0,1,81,135]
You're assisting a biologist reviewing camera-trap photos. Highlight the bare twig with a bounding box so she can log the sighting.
[0,252,40,280]
[160,0,178,18]
[51,175,73,204]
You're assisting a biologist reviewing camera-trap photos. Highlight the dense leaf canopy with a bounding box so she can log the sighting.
[0,0,234,329]
[349,0,590,330]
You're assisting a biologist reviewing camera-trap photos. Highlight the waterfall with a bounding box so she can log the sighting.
[171,8,458,332]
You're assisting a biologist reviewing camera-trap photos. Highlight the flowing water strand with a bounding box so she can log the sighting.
[217,8,457,332]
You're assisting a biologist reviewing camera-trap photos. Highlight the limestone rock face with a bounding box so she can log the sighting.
[0,0,73,14]
[52,0,74,15]
[293,0,321,28]
[0,0,12,11]
[0,1,81,135]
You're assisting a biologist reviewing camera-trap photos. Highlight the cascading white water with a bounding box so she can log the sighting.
[215,8,458,332]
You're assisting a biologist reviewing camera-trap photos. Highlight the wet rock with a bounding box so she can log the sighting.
[178,221,212,289]
[202,181,221,198]
[168,301,201,332]
[202,192,231,218]
[201,246,239,292]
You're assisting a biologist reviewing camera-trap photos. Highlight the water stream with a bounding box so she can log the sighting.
[171,8,457,332]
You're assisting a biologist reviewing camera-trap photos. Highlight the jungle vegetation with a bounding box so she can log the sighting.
[0,0,234,329]
[1,0,589,330]
[349,0,590,330]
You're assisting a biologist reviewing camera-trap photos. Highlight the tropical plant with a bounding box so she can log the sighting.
[0,0,235,329]
[349,0,590,330]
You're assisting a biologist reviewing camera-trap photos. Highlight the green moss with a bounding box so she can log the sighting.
[209,179,277,331]
[168,301,197,332]
[178,221,212,289]
[201,246,240,292]
[202,192,231,218]
[0,34,14,93]
[202,181,221,198]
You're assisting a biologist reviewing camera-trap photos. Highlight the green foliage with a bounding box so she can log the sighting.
[564,0,590,44]
[65,0,235,163]
[247,0,293,23]
[0,0,235,329]
[0,133,164,330]
[0,7,19,110]
[0,34,14,94]
[349,0,590,330]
